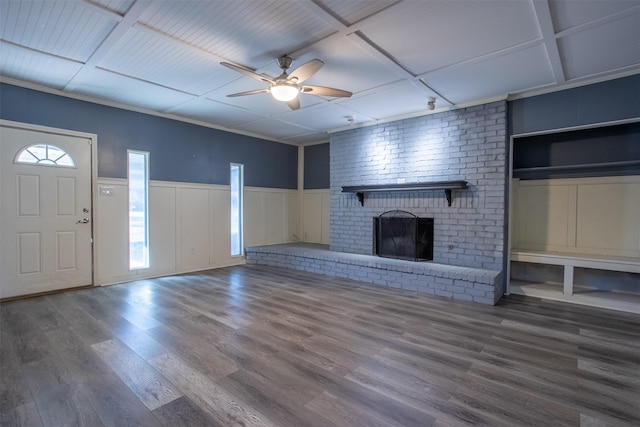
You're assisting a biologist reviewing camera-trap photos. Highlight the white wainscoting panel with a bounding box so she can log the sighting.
[179,186,211,270]
[150,184,177,275]
[302,189,330,244]
[95,179,298,286]
[512,176,640,258]
[244,187,298,248]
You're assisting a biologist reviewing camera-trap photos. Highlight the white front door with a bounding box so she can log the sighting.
[1,123,93,299]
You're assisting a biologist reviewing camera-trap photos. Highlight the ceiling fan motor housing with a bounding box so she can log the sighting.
[277,56,293,71]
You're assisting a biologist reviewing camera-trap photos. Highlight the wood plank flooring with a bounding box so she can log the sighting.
[1,264,638,426]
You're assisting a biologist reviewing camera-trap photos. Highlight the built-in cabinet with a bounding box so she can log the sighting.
[509,120,640,313]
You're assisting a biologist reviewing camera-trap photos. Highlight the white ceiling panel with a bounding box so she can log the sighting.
[139,1,334,67]
[234,118,316,140]
[2,0,638,144]
[315,0,401,25]
[550,0,639,32]
[338,81,438,120]
[90,0,134,15]
[284,132,331,145]
[68,68,194,112]
[168,98,266,129]
[356,0,541,75]
[207,72,329,115]
[558,11,640,80]
[0,0,118,62]
[97,26,231,95]
[424,43,557,105]
[208,83,323,115]
[295,36,403,95]
[275,104,371,132]
[0,41,83,89]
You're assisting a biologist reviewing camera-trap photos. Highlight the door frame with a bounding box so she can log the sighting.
[0,119,98,289]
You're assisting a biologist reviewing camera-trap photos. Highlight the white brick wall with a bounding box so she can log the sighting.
[246,243,503,304]
[330,101,507,271]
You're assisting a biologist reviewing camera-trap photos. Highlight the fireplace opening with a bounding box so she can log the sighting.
[373,210,434,261]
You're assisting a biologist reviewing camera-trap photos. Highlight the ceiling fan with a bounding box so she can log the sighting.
[221,56,352,110]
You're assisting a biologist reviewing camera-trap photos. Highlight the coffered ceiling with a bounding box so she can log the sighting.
[1,0,639,144]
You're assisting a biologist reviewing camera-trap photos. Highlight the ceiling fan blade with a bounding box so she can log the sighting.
[227,88,270,97]
[289,59,324,83]
[286,98,300,110]
[220,62,274,84]
[302,85,352,98]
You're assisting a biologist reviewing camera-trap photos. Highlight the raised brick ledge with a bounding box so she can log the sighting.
[245,243,502,305]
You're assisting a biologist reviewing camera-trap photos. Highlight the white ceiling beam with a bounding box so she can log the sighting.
[81,0,124,22]
[532,0,565,83]
[64,0,151,91]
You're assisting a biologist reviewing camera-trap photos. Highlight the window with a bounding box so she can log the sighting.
[128,151,149,269]
[230,163,244,256]
[15,144,75,167]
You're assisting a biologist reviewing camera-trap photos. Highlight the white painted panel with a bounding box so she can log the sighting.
[57,231,76,270]
[558,11,640,80]
[18,232,40,274]
[17,175,40,216]
[0,40,84,88]
[94,180,295,285]
[550,0,638,32]
[56,177,76,216]
[337,81,434,120]
[303,192,323,243]
[244,191,265,247]
[179,187,210,270]
[99,26,227,95]
[96,182,129,281]
[287,192,299,242]
[424,43,555,105]
[512,176,640,258]
[211,188,233,265]
[149,186,176,273]
[140,1,333,67]
[319,0,400,25]
[264,192,285,244]
[576,183,640,254]
[522,185,570,247]
[70,68,195,112]
[321,191,330,244]
[357,0,541,74]
[0,0,118,62]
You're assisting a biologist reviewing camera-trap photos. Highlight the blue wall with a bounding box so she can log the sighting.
[0,83,298,188]
[509,74,640,135]
[304,143,329,189]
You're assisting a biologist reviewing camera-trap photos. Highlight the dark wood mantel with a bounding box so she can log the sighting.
[342,180,468,206]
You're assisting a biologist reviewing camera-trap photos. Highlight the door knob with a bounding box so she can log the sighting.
[77,218,90,224]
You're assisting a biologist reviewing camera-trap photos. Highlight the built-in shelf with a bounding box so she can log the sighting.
[512,159,640,173]
[342,180,468,206]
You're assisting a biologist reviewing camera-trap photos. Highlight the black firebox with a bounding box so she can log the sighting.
[373,210,434,262]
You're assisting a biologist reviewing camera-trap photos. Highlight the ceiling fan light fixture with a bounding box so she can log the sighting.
[271,81,300,102]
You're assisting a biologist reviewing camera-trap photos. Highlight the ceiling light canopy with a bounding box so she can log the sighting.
[270,81,300,102]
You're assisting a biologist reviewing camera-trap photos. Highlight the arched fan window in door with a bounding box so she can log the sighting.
[15,144,75,167]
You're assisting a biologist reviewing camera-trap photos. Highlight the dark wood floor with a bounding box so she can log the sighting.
[1,265,639,427]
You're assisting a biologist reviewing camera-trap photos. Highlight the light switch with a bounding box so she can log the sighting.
[100,186,115,196]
